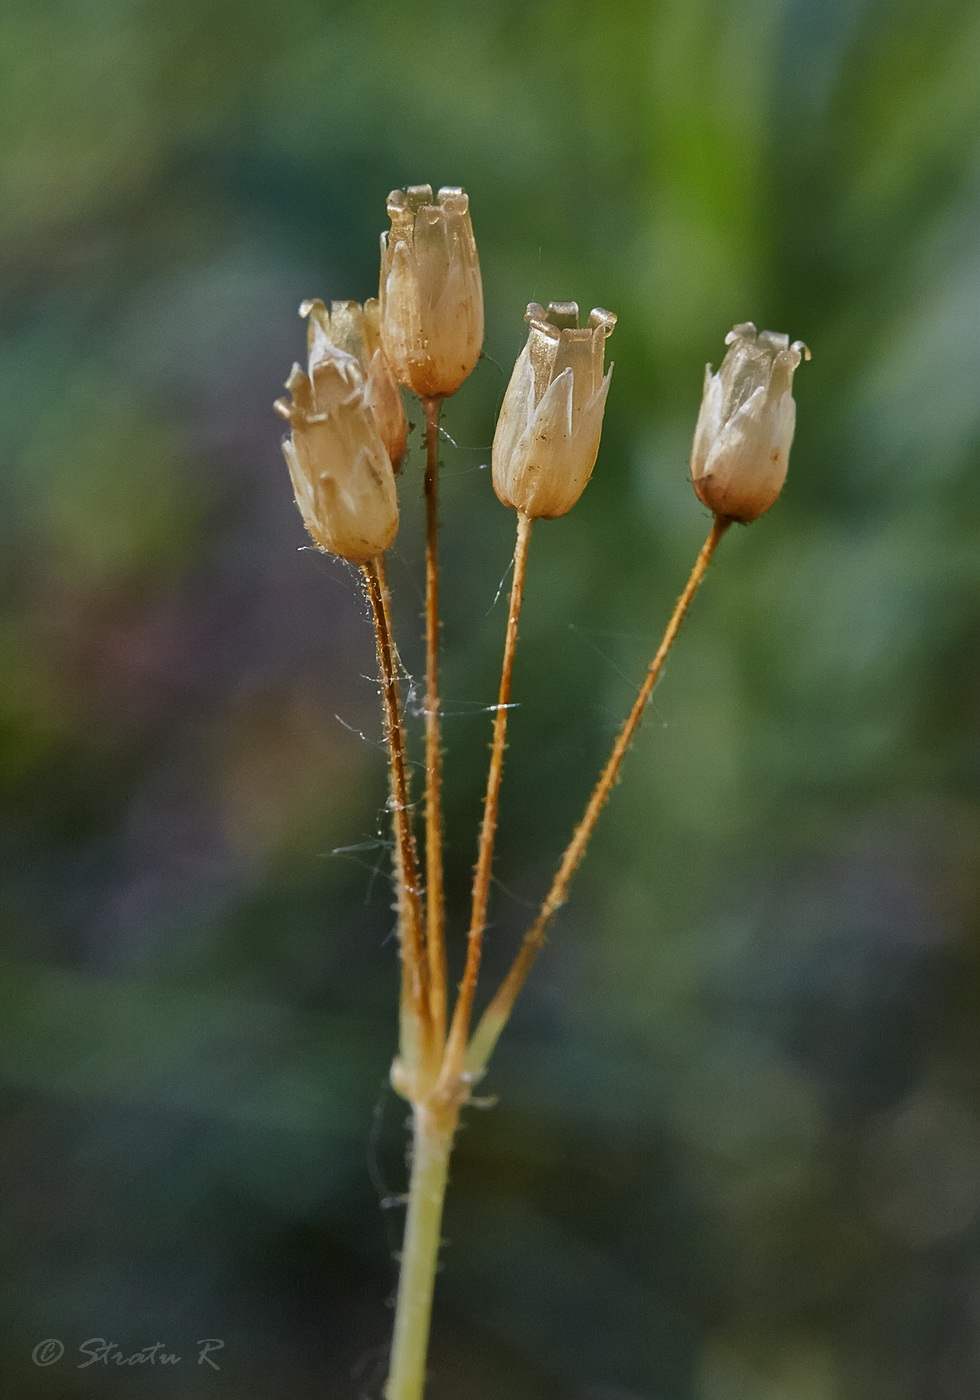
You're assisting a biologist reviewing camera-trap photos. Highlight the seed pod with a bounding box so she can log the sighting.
[274,310,399,565]
[492,301,616,520]
[380,185,483,399]
[301,298,408,471]
[690,322,809,523]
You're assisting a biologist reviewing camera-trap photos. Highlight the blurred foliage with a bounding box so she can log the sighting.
[2,0,980,1396]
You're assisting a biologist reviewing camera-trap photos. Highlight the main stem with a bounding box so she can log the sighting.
[385,1103,458,1400]
[363,556,431,1067]
[386,512,535,1396]
[442,511,533,1079]
[467,515,732,1072]
[422,396,447,1045]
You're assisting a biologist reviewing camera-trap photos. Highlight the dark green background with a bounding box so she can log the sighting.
[3,1,980,1395]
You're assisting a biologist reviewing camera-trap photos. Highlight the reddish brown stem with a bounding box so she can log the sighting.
[441,511,533,1082]
[363,554,431,1063]
[421,396,447,1047]
[467,515,732,1072]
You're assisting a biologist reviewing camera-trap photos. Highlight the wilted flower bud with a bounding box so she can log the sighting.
[380,184,483,399]
[492,301,616,520]
[690,322,809,523]
[274,309,399,566]
[300,298,408,470]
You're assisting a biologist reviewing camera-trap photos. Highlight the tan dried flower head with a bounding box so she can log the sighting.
[274,308,399,565]
[690,322,809,523]
[380,184,483,400]
[492,301,616,520]
[300,298,408,471]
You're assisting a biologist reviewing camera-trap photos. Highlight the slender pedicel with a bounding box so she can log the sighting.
[467,516,731,1073]
[441,511,534,1083]
[422,396,447,1045]
[363,555,432,1072]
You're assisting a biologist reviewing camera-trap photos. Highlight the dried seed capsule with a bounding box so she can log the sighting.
[492,301,616,520]
[301,298,408,471]
[274,308,399,565]
[690,322,809,523]
[380,184,483,399]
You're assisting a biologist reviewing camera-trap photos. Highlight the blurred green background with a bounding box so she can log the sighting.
[3,0,980,1396]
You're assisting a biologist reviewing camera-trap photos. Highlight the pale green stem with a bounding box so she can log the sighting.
[385,1104,458,1400]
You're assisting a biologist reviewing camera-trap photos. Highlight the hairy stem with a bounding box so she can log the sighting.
[422,396,447,1046]
[442,511,533,1081]
[364,555,431,1067]
[467,515,732,1072]
[385,1103,459,1400]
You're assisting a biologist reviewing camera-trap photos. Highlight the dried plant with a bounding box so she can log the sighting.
[274,184,808,1400]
